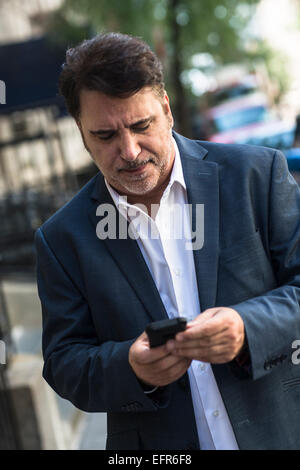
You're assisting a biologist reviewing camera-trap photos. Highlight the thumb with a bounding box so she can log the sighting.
[187,307,222,327]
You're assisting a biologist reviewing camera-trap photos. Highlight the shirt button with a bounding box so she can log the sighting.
[213,410,219,417]
[174,269,181,276]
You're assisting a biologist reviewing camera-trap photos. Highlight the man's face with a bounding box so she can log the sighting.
[78,87,175,203]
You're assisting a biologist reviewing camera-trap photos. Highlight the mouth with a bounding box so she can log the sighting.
[120,161,151,175]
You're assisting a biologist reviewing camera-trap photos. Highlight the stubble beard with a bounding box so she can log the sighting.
[115,137,174,197]
[115,159,166,196]
[80,124,175,197]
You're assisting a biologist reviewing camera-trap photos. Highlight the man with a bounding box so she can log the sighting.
[35,32,300,450]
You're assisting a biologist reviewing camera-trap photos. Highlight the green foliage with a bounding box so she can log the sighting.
[47,0,288,133]
[47,8,92,47]
[60,0,159,44]
[246,39,291,102]
[49,0,260,63]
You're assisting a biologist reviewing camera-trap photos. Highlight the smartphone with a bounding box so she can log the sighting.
[145,317,187,348]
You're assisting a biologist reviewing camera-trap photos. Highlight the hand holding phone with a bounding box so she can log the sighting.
[145,317,187,348]
[129,319,191,387]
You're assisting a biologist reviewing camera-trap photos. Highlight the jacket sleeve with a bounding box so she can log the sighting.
[231,150,300,380]
[35,228,170,412]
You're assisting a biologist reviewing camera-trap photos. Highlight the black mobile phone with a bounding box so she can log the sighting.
[145,317,187,348]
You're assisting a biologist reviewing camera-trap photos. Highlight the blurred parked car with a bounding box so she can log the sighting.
[205,74,260,108]
[200,92,270,142]
[234,120,295,151]
[192,75,266,140]
[194,90,295,152]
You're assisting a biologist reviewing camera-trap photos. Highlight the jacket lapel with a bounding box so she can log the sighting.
[88,132,220,321]
[174,133,220,312]
[88,174,168,323]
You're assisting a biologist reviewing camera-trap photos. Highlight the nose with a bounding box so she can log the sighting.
[119,131,141,161]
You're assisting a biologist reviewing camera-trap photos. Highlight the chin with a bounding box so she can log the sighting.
[123,184,156,196]
[120,177,158,196]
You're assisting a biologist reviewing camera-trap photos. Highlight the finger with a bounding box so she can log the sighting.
[166,332,225,352]
[153,358,192,386]
[186,308,221,327]
[164,357,191,377]
[171,342,239,363]
[145,350,190,371]
[169,326,243,354]
[174,321,227,343]
[135,343,170,364]
[182,308,239,340]
[137,355,191,388]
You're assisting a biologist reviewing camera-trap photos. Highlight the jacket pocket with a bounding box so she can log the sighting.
[281,377,300,392]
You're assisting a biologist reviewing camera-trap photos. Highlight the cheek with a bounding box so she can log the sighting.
[93,148,119,174]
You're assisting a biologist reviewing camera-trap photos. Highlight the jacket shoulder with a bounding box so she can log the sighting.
[38,173,100,236]
[174,131,279,169]
[198,140,279,168]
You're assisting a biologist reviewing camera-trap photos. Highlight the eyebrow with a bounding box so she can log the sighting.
[89,116,154,136]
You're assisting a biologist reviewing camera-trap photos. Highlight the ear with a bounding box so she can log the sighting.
[163,92,174,127]
[164,92,170,108]
[75,119,91,155]
[76,119,85,141]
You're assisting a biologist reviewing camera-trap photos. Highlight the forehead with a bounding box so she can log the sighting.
[79,87,163,127]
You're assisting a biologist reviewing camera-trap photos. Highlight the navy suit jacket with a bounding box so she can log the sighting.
[35,132,300,450]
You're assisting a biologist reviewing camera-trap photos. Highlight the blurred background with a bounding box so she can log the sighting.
[0,0,300,450]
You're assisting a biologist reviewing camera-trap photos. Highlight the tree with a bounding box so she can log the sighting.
[47,0,264,135]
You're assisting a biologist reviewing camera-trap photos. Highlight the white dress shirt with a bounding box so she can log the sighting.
[105,138,239,450]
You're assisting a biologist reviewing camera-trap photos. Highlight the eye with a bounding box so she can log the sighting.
[133,123,151,133]
[97,132,115,141]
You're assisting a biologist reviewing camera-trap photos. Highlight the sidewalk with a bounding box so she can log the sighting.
[2,275,107,450]
[76,412,107,450]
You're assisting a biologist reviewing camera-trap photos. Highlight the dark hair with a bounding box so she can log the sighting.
[59,32,165,120]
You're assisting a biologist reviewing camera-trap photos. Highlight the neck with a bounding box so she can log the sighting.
[126,181,169,219]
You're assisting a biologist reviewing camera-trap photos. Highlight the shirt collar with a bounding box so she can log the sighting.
[105,137,186,210]
[167,136,186,190]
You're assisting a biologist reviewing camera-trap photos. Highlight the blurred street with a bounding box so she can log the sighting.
[78,413,106,450]
[1,274,107,450]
